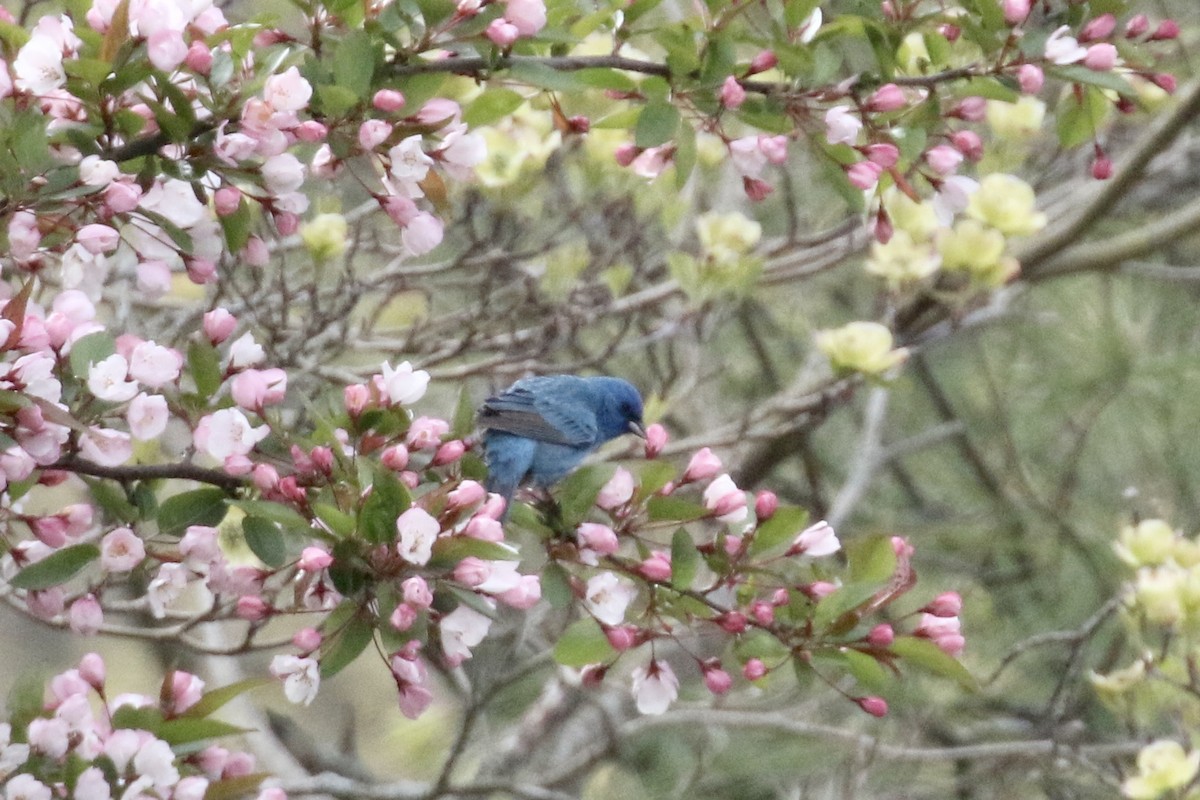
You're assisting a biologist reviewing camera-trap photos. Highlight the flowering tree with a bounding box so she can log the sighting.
[0,0,1196,796]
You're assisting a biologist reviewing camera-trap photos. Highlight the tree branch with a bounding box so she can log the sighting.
[52,456,246,491]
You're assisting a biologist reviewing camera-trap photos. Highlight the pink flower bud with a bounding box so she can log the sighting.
[723,534,742,555]
[214,186,241,217]
[186,258,217,285]
[867,623,894,646]
[703,665,733,695]
[1002,0,1030,25]
[720,75,746,109]
[1091,154,1113,180]
[294,121,328,142]
[390,602,417,631]
[874,210,894,244]
[381,444,410,471]
[373,89,406,112]
[771,588,789,606]
[567,115,590,133]
[614,143,639,167]
[743,177,773,202]
[605,625,638,651]
[751,600,774,625]
[891,536,914,558]
[639,550,672,582]
[402,576,433,607]
[236,596,271,621]
[448,480,486,509]
[1124,14,1149,38]
[274,212,299,236]
[252,463,279,493]
[683,447,722,482]
[922,591,962,617]
[298,546,333,572]
[856,695,888,717]
[431,439,466,466]
[1083,43,1117,71]
[1017,64,1044,94]
[185,40,213,73]
[864,142,899,168]
[742,658,767,680]
[242,236,270,267]
[399,470,420,489]
[465,515,505,542]
[499,575,541,609]
[717,611,747,633]
[1152,73,1177,93]
[69,594,103,635]
[939,23,960,42]
[79,653,106,689]
[748,50,777,74]
[1079,13,1115,42]
[105,181,142,213]
[866,83,906,112]
[1150,19,1180,41]
[293,627,322,652]
[643,423,667,458]
[485,18,519,46]
[924,144,962,175]
[949,130,983,161]
[480,493,507,520]
[577,522,619,555]
[758,134,788,164]
[754,490,778,520]
[846,160,883,190]
[951,96,987,121]
[344,383,370,416]
[804,580,838,600]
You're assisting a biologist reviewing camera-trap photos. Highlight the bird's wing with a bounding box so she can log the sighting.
[478,378,597,447]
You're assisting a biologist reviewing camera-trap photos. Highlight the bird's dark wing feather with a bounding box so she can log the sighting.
[478,379,597,446]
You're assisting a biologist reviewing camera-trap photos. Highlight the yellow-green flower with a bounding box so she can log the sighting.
[816,322,908,377]
[967,174,1047,237]
[300,213,348,260]
[1122,740,1200,800]
[884,189,940,242]
[1131,566,1186,627]
[697,211,762,263]
[1089,659,1146,695]
[1115,519,1177,568]
[986,96,1046,140]
[866,230,939,286]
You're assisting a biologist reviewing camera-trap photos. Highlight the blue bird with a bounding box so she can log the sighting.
[478,375,645,507]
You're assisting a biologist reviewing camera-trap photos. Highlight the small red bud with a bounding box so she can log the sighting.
[1149,19,1180,41]
[856,695,889,717]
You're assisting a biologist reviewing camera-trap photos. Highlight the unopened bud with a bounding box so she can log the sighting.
[856,695,888,717]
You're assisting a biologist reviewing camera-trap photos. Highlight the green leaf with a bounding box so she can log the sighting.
[1056,85,1108,149]
[157,717,250,745]
[508,61,586,92]
[187,340,223,400]
[428,536,519,568]
[218,199,252,254]
[69,332,117,380]
[957,76,1019,102]
[464,88,527,128]
[847,535,897,584]
[333,30,376,99]
[203,773,270,800]
[112,705,165,734]
[10,544,99,590]
[634,102,680,149]
[841,648,895,693]
[557,463,618,527]
[813,581,883,632]
[573,68,638,92]
[84,476,138,524]
[645,495,708,522]
[633,460,676,500]
[157,488,229,537]
[181,678,270,719]
[319,612,374,678]
[674,119,696,189]
[749,507,807,556]
[233,500,311,533]
[450,384,478,439]
[314,503,356,538]
[890,636,976,689]
[670,527,698,590]
[541,562,573,609]
[315,83,361,117]
[359,469,411,544]
[242,516,286,567]
[553,617,616,666]
[329,540,369,596]
[1050,64,1134,95]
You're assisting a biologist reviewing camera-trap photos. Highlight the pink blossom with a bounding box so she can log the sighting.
[644,422,667,457]
[129,341,182,387]
[135,260,171,297]
[856,696,888,717]
[498,574,541,608]
[28,717,70,758]
[703,664,733,695]
[683,447,722,482]
[1083,43,1117,71]
[923,591,962,617]
[804,580,839,599]
[605,624,637,651]
[1150,19,1180,41]
[440,603,493,666]
[1092,153,1113,180]
[400,576,433,609]
[214,186,240,217]
[359,119,393,150]
[1152,73,1177,94]
[234,595,269,621]
[373,89,406,111]
[396,506,439,565]
[179,525,220,570]
[263,66,312,112]
[186,40,213,73]
[952,96,987,121]
[203,308,237,344]
[1079,13,1116,41]
[126,393,168,441]
[631,660,678,714]
[485,18,518,45]
[87,354,138,402]
[866,83,906,112]
[748,50,777,74]
[614,143,639,167]
[147,562,189,617]
[104,180,142,213]
[293,627,322,652]
[949,130,983,161]
[294,120,327,142]
[406,415,448,449]
[1045,26,1087,64]
[194,408,269,460]
[728,135,767,178]
[170,671,205,714]
[431,439,465,465]
[720,75,746,109]
[630,145,671,178]
[754,490,778,520]
[147,29,187,70]
[390,651,433,719]
[261,153,305,195]
[27,588,64,619]
[269,655,320,706]
[596,466,635,509]
[742,658,767,680]
[80,427,132,466]
[1002,0,1029,25]
[298,546,333,572]
[639,550,672,581]
[417,98,463,127]
[924,144,963,175]
[846,160,883,190]
[503,0,546,35]
[465,515,504,541]
[584,571,636,625]
[76,223,120,254]
[743,177,773,202]
[1125,14,1149,38]
[101,527,144,571]
[864,143,899,168]
[448,480,486,509]
[69,594,103,635]
[231,368,288,409]
[757,134,788,165]
[480,493,507,520]
[228,332,266,368]
[703,474,748,522]
[577,522,619,556]
[867,623,894,646]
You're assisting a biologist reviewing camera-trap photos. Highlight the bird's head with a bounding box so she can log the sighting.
[589,377,646,442]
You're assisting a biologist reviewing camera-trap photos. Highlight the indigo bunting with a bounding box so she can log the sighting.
[479,375,645,505]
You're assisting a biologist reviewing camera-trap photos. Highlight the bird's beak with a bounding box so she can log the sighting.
[628,420,647,438]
